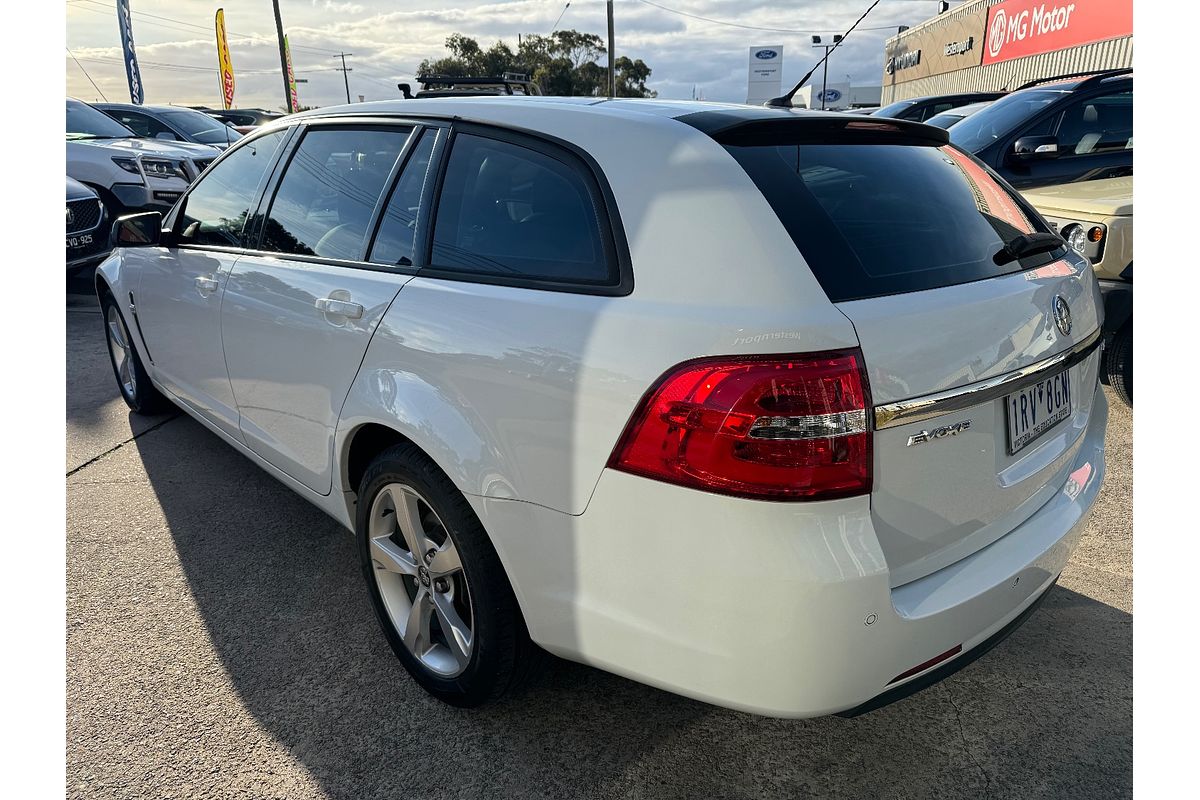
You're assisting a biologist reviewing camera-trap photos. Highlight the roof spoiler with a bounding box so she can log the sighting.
[1012,67,1132,92]
[680,110,950,147]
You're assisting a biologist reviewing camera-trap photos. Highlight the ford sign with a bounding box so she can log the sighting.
[817,88,843,103]
[755,49,778,59]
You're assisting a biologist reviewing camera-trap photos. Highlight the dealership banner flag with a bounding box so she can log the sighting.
[284,35,300,113]
[115,0,144,104]
[215,8,235,110]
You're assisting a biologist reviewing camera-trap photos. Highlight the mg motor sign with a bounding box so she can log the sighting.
[983,0,1132,65]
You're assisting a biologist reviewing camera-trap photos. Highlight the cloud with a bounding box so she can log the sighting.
[67,0,950,107]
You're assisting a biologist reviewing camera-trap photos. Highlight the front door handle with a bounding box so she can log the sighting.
[315,295,364,320]
[195,274,219,295]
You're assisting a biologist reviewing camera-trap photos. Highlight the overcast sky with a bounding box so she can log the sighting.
[66,0,963,109]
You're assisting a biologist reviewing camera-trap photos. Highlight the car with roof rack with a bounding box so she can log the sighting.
[95,97,1107,718]
[949,69,1132,189]
[397,74,542,99]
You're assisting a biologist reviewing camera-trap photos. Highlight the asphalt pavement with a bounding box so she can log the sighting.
[66,280,1132,800]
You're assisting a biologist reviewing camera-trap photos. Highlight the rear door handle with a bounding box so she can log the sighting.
[315,296,364,320]
[195,275,219,294]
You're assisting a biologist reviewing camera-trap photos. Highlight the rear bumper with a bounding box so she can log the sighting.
[473,385,1107,718]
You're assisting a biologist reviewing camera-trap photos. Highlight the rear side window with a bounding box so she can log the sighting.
[727,142,1052,302]
[262,127,410,261]
[429,133,614,286]
[179,130,287,248]
[369,130,435,267]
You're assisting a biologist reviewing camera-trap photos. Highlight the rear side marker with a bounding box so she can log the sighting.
[887,644,963,685]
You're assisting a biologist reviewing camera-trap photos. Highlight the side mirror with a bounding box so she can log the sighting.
[155,131,178,141]
[111,212,163,248]
[1011,135,1060,161]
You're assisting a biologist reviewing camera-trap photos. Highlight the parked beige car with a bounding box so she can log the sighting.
[1022,177,1132,406]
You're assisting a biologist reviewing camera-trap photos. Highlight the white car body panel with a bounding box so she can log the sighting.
[222,255,412,495]
[95,97,1109,717]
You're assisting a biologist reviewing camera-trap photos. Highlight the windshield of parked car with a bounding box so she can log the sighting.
[949,89,1065,153]
[67,99,136,140]
[872,99,918,118]
[161,108,243,144]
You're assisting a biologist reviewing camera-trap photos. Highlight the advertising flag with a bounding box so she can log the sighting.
[284,35,300,113]
[115,0,144,104]
[215,8,236,110]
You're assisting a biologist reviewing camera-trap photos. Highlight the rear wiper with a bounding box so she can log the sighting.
[993,232,1065,266]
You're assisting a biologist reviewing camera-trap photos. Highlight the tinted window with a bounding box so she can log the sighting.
[369,131,435,267]
[873,100,918,119]
[727,143,1055,302]
[109,110,175,139]
[950,89,1066,153]
[262,127,409,261]
[430,133,612,285]
[66,99,135,140]
[1054,91,1132,155]
[179,130,287,247]
[161,108,242,144]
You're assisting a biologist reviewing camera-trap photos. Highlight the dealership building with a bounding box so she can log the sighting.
[881,0,1132,103]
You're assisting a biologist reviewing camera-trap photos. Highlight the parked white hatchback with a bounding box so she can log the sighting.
[96,98,1107,717]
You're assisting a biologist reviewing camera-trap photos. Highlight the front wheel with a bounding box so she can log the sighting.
[356,442,540,707]
[101,293,168,414]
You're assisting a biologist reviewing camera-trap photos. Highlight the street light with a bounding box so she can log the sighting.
[811,34,842,110]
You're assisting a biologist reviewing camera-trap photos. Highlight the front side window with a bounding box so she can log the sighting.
[111,111,174,140]
[369,131,436,267]
[949,89,1067,153]
[178,130,287,248]
[262,127,410,261]
[429,133,612,285]
[161,109,243,145]
[1054,91,1133,156]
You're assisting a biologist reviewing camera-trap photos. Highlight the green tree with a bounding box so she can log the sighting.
[416,30,656,98]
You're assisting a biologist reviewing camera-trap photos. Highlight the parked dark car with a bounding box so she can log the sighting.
[948,69,1132,189]
[925,100,993,129]
[66,176,110,274]
[96,103,243,150]
[873,92,1004,123]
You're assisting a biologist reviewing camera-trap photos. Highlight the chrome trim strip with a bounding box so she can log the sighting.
[873,328,1102,430]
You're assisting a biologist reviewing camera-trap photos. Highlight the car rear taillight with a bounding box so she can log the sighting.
[608,350,872,501]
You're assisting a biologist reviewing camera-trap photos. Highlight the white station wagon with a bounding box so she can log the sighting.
[97,98,1107,717]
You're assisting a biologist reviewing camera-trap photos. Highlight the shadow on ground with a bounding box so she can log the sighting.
[118,412,1130,800]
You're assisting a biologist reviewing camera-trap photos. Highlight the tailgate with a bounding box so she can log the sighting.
[840,264,1103,586]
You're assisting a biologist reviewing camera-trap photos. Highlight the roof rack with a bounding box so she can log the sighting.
[397,75,542,98]
[1013,67,1131,92]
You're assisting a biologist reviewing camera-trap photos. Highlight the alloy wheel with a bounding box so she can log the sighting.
[368,483,475,677]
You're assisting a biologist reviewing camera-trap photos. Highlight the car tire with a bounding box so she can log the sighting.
[1106,323,1132,407]
[100,291,169,415]
[356,442,540,707]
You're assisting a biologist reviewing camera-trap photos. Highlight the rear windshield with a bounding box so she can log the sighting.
[726,142,1057,302]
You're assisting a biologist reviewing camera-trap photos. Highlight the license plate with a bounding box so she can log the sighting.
[66,233,94,251]
[1005,369,1072,455]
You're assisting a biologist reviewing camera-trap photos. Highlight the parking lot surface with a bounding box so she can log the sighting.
[66,283,1132,800]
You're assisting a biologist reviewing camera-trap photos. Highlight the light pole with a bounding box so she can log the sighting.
[811,34,842,110]
[606,0,615,98]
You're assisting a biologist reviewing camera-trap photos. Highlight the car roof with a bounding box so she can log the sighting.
[288,96,852,127]
[94,103,197,113]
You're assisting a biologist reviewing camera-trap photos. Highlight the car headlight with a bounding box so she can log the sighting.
[111,156,141,175]
[1061,223,1088,255]
[141,158,186,180]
